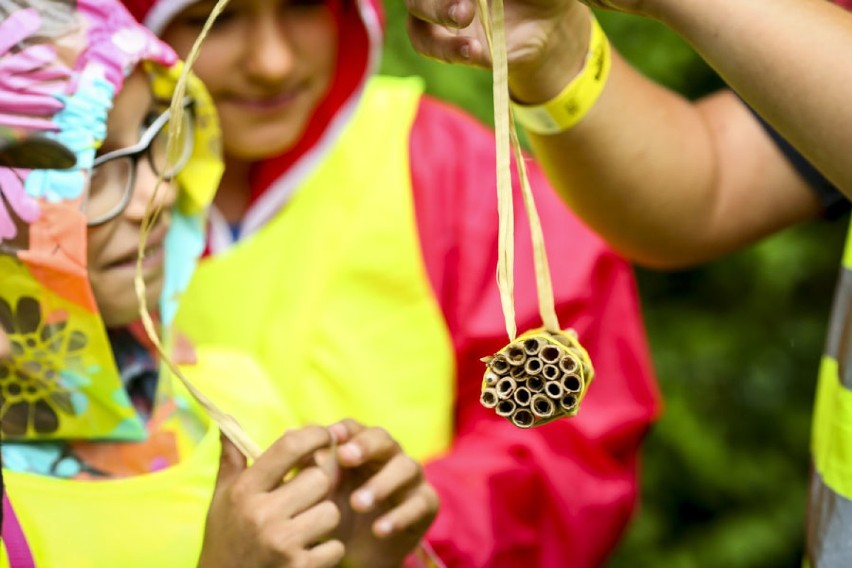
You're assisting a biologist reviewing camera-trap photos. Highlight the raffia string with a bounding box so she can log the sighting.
[134,0,259,461]
[476,0,516,340]
[476,0,561,337]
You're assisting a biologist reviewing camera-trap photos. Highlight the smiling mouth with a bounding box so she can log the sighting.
[107,241,165,270]
[230,89,304,111]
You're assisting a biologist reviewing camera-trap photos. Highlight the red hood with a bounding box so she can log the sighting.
[122,0,383,208]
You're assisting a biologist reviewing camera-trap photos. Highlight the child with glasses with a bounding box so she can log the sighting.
[0,1,436,566]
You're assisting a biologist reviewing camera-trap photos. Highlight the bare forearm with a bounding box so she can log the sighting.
[652,0,852,195]
[520,53,727,267]
[509,6,825,267]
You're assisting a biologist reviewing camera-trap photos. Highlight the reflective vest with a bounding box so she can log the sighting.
[1,347,296,566]
[811,227,852,566]
[176,76,455,462]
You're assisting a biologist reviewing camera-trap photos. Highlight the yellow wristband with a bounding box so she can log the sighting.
[511,16,611,135]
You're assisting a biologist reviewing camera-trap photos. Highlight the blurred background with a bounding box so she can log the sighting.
[379,5,850,567]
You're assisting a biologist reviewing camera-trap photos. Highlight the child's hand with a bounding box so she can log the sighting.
[198,426,344,568]
[328,419,440,568]
[0,327,8,359]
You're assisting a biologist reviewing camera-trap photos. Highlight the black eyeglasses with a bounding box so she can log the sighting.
[84,97,195,227]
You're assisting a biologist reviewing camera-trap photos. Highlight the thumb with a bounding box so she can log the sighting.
[215,432,247,489]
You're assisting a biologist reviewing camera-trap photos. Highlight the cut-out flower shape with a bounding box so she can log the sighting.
[0,168,40,242]
[0,296,90,436]
[0,8,69,131]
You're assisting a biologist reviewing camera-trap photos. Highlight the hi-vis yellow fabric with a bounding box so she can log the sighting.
[814,227,852,498]
[1,347,296,567]
[813,358,852,496]
[177,76,455,462]
[810,225,852,565]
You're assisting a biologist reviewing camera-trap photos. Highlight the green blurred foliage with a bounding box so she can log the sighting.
[380,4,850,566]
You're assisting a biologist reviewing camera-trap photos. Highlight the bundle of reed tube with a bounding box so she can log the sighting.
[480,328,594,428]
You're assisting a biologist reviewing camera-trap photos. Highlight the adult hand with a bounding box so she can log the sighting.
[406,0,596,69]
[198,426,344,568]
[405,0,610,104]
[406,0,656,69]
[327,419,439,568]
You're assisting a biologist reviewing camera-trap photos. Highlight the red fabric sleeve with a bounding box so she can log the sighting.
[410,95,662,567]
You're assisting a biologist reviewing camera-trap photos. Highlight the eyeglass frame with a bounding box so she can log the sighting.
[85,97,196,227]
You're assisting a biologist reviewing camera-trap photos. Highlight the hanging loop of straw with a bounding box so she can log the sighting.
[477,0,516,340]
[476,0,560,336]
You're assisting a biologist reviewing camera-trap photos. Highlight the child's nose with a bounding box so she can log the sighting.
[122,159,178,222]
[243,15,297,84]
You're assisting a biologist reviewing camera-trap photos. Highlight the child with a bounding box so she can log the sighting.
[0,1,435,566]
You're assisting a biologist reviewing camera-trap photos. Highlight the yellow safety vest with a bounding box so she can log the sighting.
[176,76,455,462]
[811,226,852,566]
[1,347,298,567]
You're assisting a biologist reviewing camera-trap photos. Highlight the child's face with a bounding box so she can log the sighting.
[161,0,338,162]
[86,70,179,328]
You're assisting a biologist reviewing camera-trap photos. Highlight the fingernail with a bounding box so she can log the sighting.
[459,44,470,60]
[375,518,393,537]
[448,4,460,25]
[328,422,347,442]
[339,443,362,462]
[354,490,374,510]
